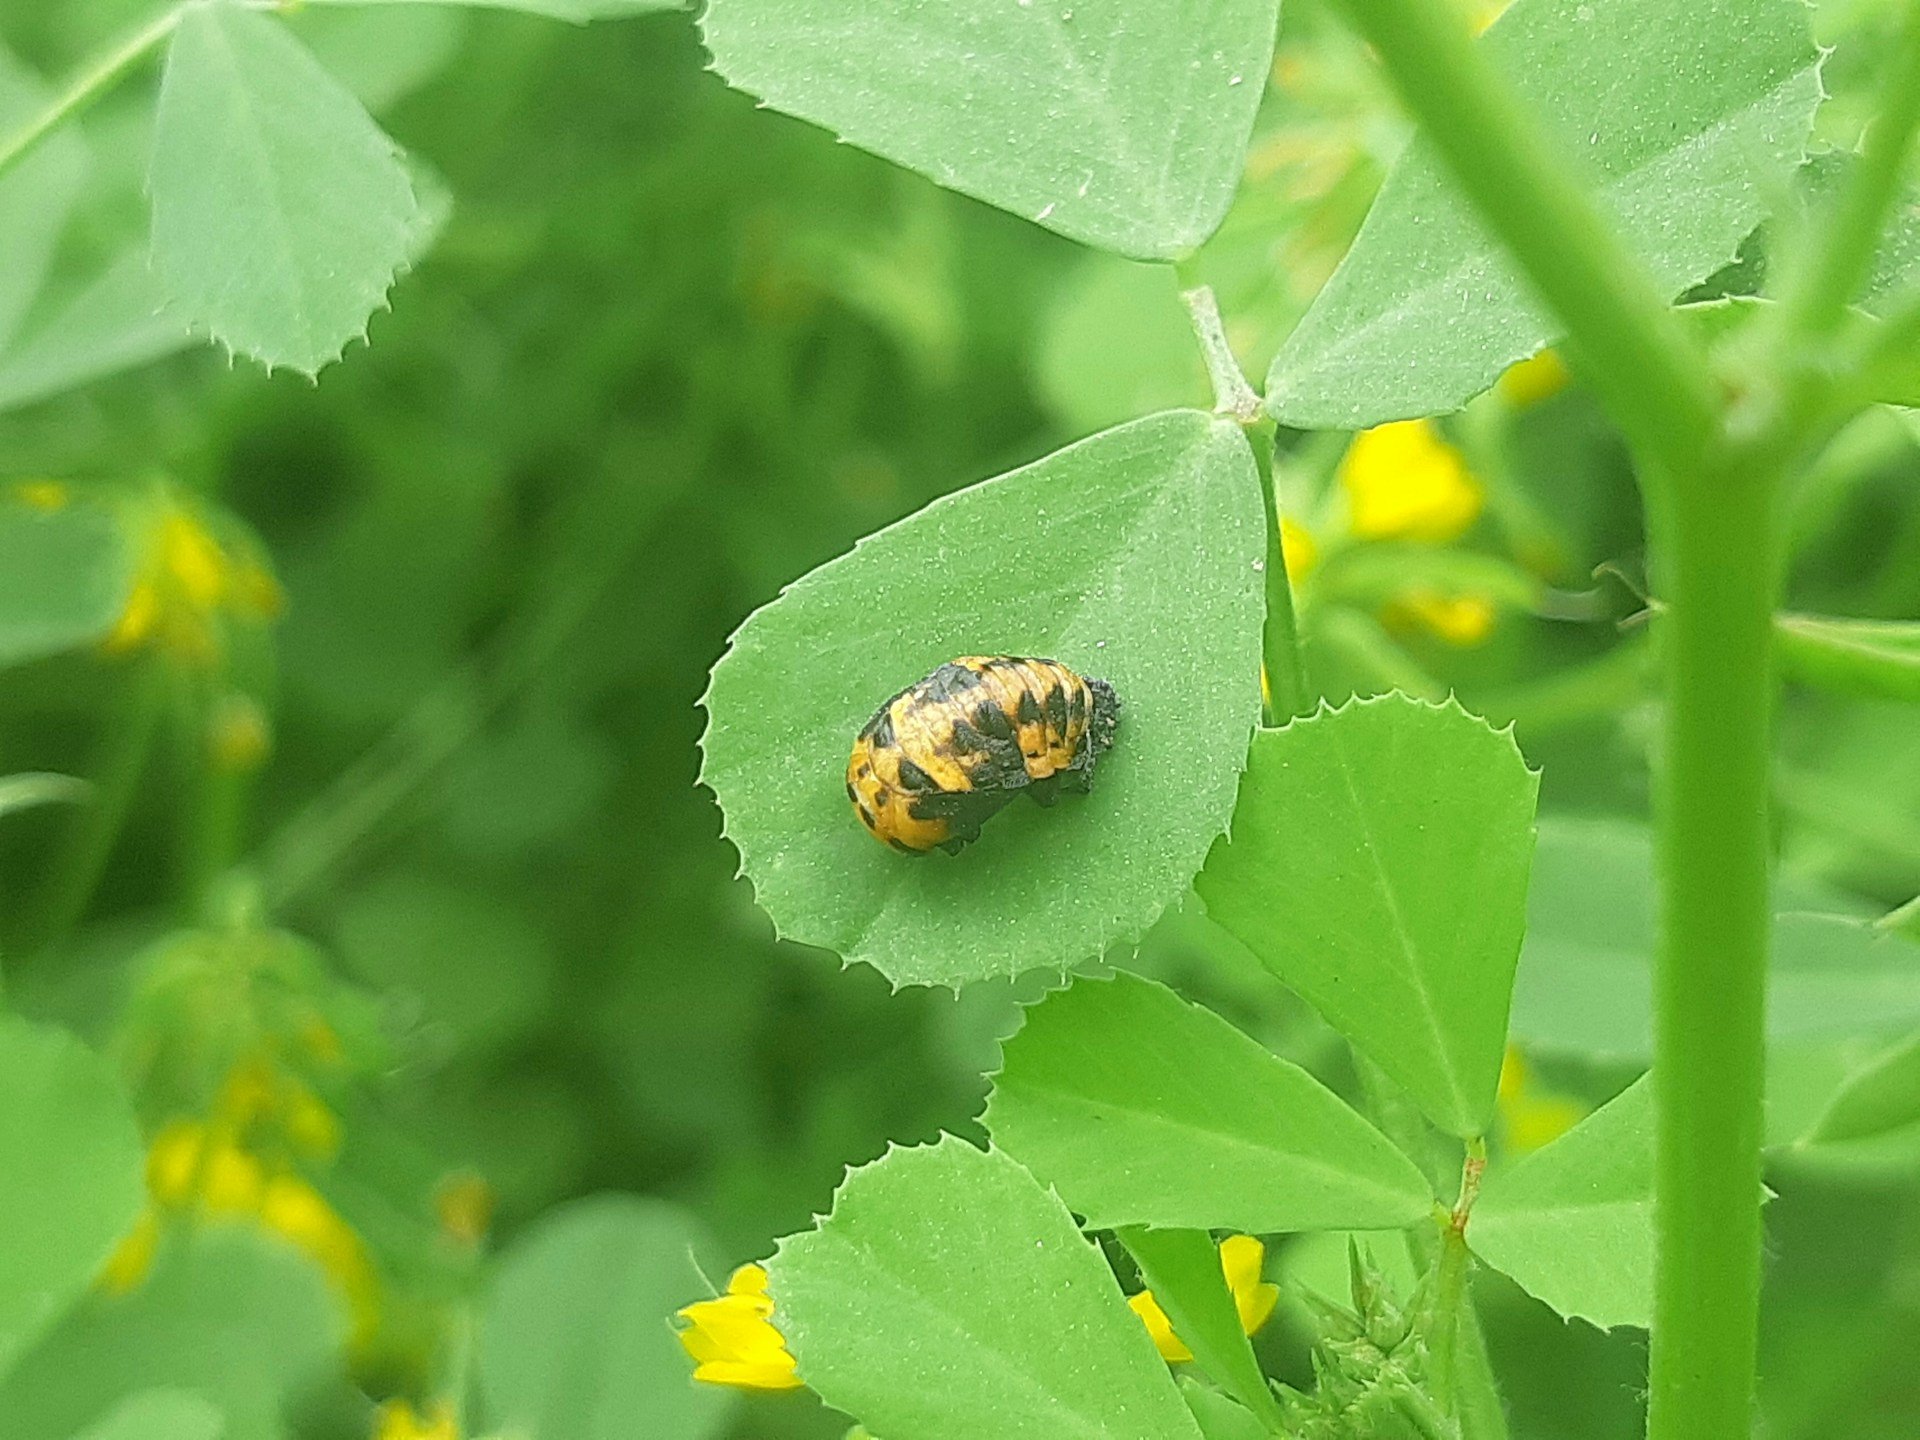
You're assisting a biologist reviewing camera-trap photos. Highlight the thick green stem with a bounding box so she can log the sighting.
[1644,454,1777,1439]
[1321,0,1718,477]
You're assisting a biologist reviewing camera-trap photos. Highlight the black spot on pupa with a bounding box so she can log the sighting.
[1069,687,1088,723]
[1015,690,1043,725]
[972,702,1014,740]
[896,758,935,793]
[949,718,989,755]
[1044,686,1068,730]
[887,837,919,854]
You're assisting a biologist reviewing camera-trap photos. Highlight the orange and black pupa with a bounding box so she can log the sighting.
[846,655,1121,855]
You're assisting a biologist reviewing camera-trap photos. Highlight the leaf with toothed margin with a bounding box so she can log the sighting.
[766,1137,1204,1440]
[149,2,420,376]
[985,973,1434,1233]
[1468,1075,1653,1330]
[700,0,1280,261]
[1196,695,1539,1138]
[1263,0,1821,428]
[699,411,1265,989]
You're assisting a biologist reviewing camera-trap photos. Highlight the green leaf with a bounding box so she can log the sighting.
[0,48,88,355]
[1265,0,1821,427]
[150,3,421,375]
[310,0,681,18]
[0,1015,145,1380]
[1179,1379,1269,1440]
[985,973,1433,1231]
[1196,695,1540,1137]
[0,252,194,416]
[0,491,135,668]
[767,1137,1203,1440]
[1776,613,1920,704]
[1118,1228,1282,1430]
[701,411,1265,987]
[0,1230,338,1440]
[1801,1028,1920,1146]
[478,1195,734,1440]
[1468,1076,1652,1330]
[67,1392,224,1440]
[0,774,90,821]
[1510,817,1920,1060]
[700,0,1280,259]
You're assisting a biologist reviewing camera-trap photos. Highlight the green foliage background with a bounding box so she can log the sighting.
[2,0,1920,1436]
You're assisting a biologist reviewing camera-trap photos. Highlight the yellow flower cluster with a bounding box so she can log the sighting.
[1339,419,1484,545]
[1128,1234,1280,1364]
[102,498,281,666]
[1496,1048,1587,1154]
[372,1399,458,1440]
[677,1263,803,1390]
[99,1056,379,1346]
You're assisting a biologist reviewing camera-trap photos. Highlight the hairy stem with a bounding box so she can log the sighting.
[1644,450,1777,1439]
[1319,0,1719,476]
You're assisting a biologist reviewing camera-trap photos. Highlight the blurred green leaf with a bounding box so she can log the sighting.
[1196,695,1540,1137]
[1037,259,1208,433]
[767,1137,1203,1440]
[1468,1076,1653,1330]
[1265,0,1821,427]
[289,5,469,113]
[0,1016,144,1382]
[985,973,1432,1231]
[701,411,1265,987]
[1777,613,1920,704]
[0,773,89,821]
[0,253,194,416]
[0,492,134,668]
[310,0,681,18]
[150,3,421,375]
[66,1392,223,1440]
[1179,1378,1269,1440]
[0,1229,340,1440]
[1801,1027,1920,1145]
[1511,817,1920,1060]
[478,1195,734,1440]
[0,48,88,355]
[332,872,552,1047]
[1119,1228,1282,1429]
[701,0,1279,259]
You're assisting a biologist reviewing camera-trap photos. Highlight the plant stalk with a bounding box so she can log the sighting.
[1251,421,1312,724]
[1320,0,1719,477]
[1769,1,1920,364]
[0,6,184,183]
[1644,452,1777,1439]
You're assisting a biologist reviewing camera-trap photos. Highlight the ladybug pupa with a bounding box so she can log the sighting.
[846,655,1121,855]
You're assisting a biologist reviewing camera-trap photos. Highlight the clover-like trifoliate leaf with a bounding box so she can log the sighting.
[701,0,1280,260]
[701,411,1265,988]
[768,1137,1204,1440]
[1196,695,1539,1137]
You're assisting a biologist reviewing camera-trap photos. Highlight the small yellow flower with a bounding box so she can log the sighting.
[677,1263,804,1391]
[1497,348,1572,408]
[1391,590,1498,647]
[1339,420,1483,543]
[101,500,282,665]
[1129,1234,1280,1364]
[372,1399,458,1440]
[1279,515,1319,584]
[11,480,70,511]
[434,1172,494,1249]
[208,694,273,774]
[1497,1048,1588,1154]
[147,1120,267,1213]
[98,1210,161,1294]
